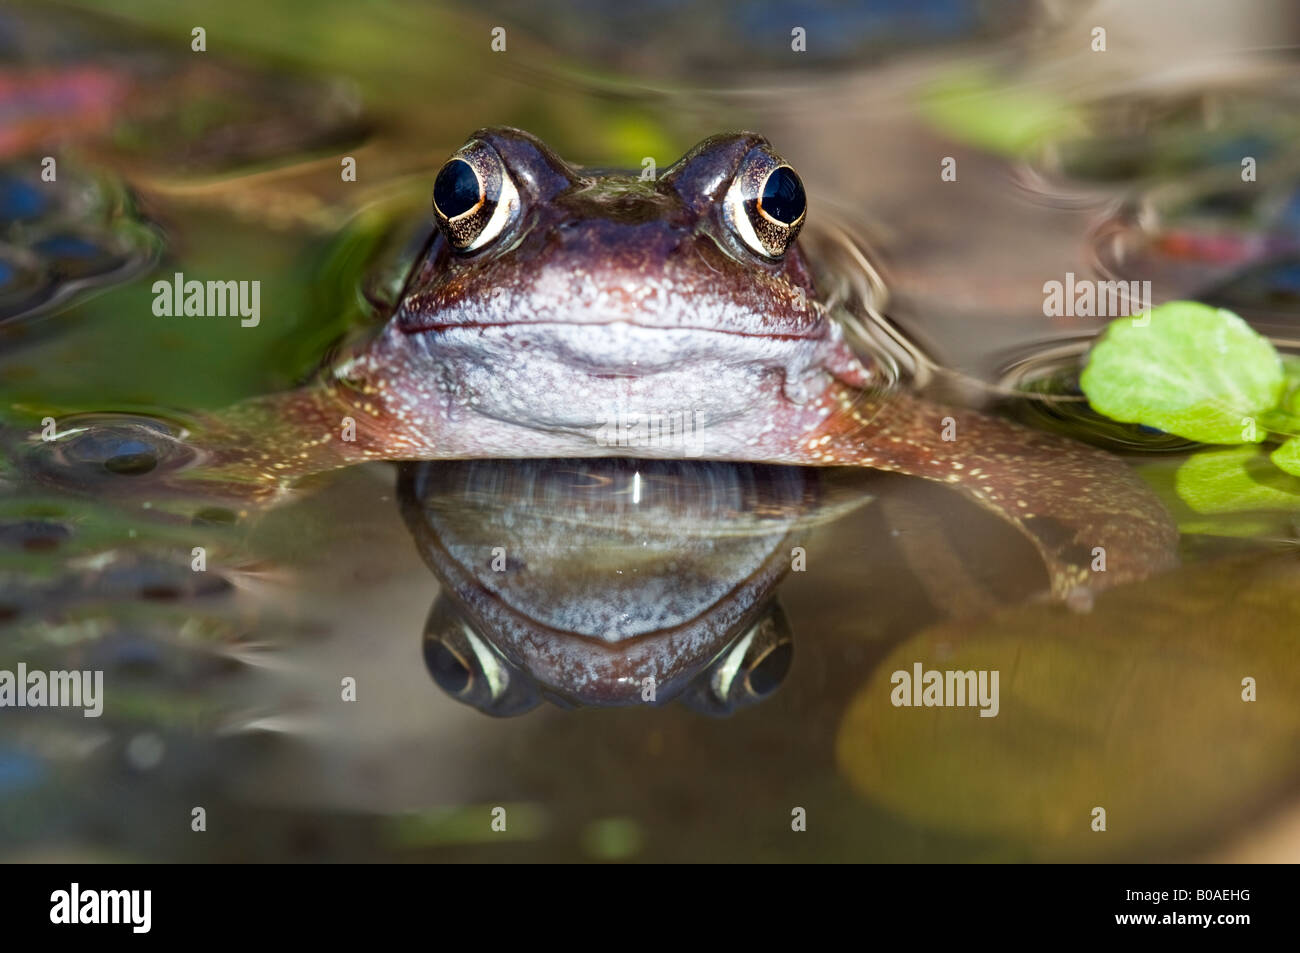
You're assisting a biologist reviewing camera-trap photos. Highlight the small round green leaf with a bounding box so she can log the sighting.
[1270,437,1300,478]
[1175,446,1300,514]
[1080,301,1283,444]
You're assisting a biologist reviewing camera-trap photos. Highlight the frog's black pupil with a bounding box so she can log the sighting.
[434,159,481,219]
[425,639,472,694]
[759,167,805,225]
[747,643,793,696]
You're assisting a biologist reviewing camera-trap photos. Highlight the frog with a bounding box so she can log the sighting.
[64,127,1179,598]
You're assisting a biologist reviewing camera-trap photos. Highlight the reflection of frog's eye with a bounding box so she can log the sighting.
[744,641,793,697]
[678,599,794,716]
[426,638,474,695]
[432,140,520,252]
[724,147,807,259]
[422,595,540,717]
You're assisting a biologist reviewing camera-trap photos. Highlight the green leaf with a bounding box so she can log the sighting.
[1132,455,1293,537]
[1175,446,1300,514]
[1280,355,1300,419]
[1260,407,1300,438]
[1270,437,1300,477]
[1079,301,1284,444]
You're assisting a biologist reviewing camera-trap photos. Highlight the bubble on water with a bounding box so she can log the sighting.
[192,507,239,527]
[61,430,162,475]
[22,412,197,490]
[32,231,133,282]
[0,519,72,553]
[0,177,48,221]
[0,163,162,325]
[0,245,53,317]
[96,557,233,602]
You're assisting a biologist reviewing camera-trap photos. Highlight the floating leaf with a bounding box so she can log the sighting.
[1080,302,1283,444]
[1276,356,1300,427]
[1175,446,1300,514]
[1131,455,1292,537]
[1270,437,1300,478]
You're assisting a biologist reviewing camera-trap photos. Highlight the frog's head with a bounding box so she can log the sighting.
[384,127,871,457]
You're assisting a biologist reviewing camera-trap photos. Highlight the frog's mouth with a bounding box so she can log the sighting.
[411,318,869,429]
[413,321,837,437]
[421,318,825,364]
[405,318,820,341]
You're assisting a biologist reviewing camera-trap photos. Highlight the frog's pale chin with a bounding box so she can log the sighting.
[415,320,857,430]
[326,314,874,460]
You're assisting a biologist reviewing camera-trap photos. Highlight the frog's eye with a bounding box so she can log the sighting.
[723,148,807,258]
[678,600,793,715]
[432,140,520,252]
[422,596,539,717]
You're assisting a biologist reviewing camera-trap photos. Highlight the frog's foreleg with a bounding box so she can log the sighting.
[799,386,1179,597]
[176,378,434,502]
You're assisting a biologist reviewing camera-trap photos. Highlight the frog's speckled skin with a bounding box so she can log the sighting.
[194,127,1178,597]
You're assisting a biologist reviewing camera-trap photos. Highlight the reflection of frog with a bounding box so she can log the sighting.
[400,459,824,714]
[60,128,1178,596]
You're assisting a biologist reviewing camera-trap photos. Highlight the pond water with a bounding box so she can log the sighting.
[2,0,1300,862]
